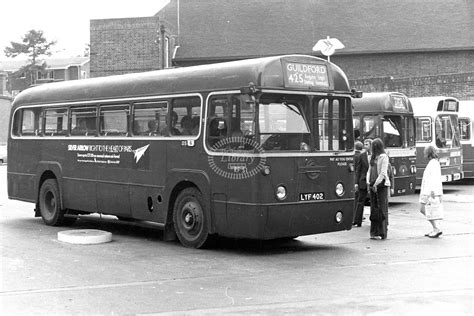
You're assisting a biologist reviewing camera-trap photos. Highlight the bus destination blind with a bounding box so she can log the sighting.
[283,62,329,89]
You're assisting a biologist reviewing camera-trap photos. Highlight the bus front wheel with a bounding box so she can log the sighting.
[173,188,209,248]
[39,179,75,226]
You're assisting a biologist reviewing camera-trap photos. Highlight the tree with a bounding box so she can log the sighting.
[4,30,56,86]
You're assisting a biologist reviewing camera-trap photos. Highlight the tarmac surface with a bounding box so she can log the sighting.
[0,164,473,315]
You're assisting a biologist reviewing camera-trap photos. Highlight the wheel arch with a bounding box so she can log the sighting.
[34,162,64,216]
[164,169,213,238]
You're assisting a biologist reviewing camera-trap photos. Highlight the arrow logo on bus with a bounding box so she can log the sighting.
[133,144,150,163]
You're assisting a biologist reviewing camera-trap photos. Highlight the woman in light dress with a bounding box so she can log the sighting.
[419,145,444,238]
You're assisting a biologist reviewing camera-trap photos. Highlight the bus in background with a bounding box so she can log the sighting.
[8,55,357,248]
[352,92,416,196]
[458,100,474,178]
[410,96,463,185]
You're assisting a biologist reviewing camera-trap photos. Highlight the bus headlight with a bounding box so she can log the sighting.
[275,185,287,201]
[335,182,344,197]
[335,211,343,223]
[392,166,397,176]
[410,165,417,174]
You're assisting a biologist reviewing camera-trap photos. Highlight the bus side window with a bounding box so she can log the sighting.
[99,105,129,136]
[207,96,230,148]
[21,108,41,136]
[170,96,202,137]
[71,107,97,136]
[133,101,167,136]
[12,110,21,136]
[44,108,68,136]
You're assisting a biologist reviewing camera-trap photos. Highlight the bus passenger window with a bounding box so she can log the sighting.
[100,105,129,136]
[21,108,41,136]
[133,101,167,136]
[71,107,97,136]
[161,111,181,136]
[12,110,21,136]
[44,108,68,136]
[170,96,202,137]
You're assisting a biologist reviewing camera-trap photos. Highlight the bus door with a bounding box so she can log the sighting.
[128,101,168,222]
[95,104,132,217]
[63,106,100,213]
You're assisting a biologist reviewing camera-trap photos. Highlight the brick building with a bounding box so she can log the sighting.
[90,0,474,99]
[90,16,174,77]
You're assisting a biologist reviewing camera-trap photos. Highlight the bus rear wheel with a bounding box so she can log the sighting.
[173,188,209,248]
[39,179,75,226]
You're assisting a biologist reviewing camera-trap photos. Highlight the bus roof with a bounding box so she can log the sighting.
[352,92,412,114]
[12,55,351,108]
[410,96,460,116]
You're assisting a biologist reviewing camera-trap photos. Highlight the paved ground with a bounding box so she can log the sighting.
[0,165,473,315]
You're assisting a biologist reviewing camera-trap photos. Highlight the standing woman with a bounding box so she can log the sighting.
[419,145,444,238]
[367,138,390,240]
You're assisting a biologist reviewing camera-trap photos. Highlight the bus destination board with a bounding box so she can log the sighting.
[391,95,408,112]
[283,62,329,89]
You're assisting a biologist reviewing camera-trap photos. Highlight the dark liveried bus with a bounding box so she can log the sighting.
[8,55,357,248]
[352,92,416,196]
[411,96,463,185]
[458,100,474,178]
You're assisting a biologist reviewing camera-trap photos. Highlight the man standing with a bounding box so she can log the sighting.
[353,140,370,226]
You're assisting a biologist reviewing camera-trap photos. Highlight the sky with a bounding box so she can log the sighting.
[0,0,170,60]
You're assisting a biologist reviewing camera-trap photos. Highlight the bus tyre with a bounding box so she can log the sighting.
[173,188,209,248]
[39,179,72,226]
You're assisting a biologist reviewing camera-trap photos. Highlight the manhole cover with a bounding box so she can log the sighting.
[57,229,112,244]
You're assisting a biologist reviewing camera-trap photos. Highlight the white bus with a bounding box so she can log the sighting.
[410,96,463,184]
[458,100,474,178]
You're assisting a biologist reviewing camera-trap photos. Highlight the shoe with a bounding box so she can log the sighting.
[370,235,380,240]
[424,233,430,237]
[380,235,386,240]
[428,231,442,238]
[353,223,361,227]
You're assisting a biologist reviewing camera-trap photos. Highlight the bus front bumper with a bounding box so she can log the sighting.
[212,199,354,240]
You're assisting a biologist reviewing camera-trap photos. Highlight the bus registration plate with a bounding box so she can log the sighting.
[299,192,325,201]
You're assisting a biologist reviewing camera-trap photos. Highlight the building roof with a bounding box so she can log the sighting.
[156,0,473,62]
[0,57,89,72]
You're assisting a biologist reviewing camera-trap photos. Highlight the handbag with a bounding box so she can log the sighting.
[425,197,444,220]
